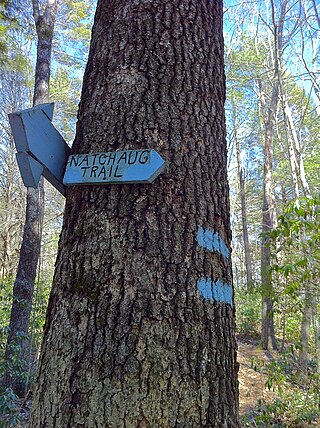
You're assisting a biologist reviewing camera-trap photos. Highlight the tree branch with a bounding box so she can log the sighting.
[32,0,40,24]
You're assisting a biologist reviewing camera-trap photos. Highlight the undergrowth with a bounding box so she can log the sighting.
[242,350,320,427]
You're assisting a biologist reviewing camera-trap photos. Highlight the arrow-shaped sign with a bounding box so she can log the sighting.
[9,104,165,192]
[63,149,165,185]
[8,103,71,195]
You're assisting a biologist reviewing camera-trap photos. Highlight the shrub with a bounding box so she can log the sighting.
[235,287,261,337]
[0,388,20,427]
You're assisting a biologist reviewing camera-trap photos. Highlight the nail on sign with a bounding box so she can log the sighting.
[63,149,165,185]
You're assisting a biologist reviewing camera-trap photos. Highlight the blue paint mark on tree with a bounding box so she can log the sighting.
[213,231,220,254]
[197,227,213,251]
[197,277,213,300]
[197,278,233,306]
[218,236,229,259]
[197,226,229,259]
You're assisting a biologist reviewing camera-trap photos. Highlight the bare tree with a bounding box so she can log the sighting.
[231,99,253,288]
[1,0,59,397]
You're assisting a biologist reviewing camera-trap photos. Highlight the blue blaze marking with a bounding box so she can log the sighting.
[213,232,219,253]
[197,226,213,251]
[197,227,229,259]
[218,235,229,259]
[197,277,212,300]
[197,277,233,306]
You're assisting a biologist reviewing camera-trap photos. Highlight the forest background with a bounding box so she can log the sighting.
[0,0,319,426]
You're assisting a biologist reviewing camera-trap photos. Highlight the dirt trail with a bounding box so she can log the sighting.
[237,338,277,416]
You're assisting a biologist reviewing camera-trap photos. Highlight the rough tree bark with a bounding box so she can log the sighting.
[1,0,59,397]
[29,0,240,426]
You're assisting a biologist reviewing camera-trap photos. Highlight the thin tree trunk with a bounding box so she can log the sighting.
[261,194,277,350]
[278,67,310,198]
[1,0,58,397]
[260,78,278,350]
[260,0,291,351]
[279,85,314,369]
[282,98,310,196]
[298,283,313,372]
[300,0,320,118]
[282,113,300,199]
[29,1,240,426]
[232,102,253,289]
[312,298,320,374]
[276,46,316,369]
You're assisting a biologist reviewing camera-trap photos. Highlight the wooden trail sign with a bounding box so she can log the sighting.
[8,103,71,195]
[63,149,165,185]
[9,103,165,192]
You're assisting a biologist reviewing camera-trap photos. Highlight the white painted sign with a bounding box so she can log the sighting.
[63,149,165,185]
[8,103,71,195]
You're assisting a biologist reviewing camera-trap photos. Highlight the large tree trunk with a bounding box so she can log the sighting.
[29,0,240,426]
[1,0,58,397]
